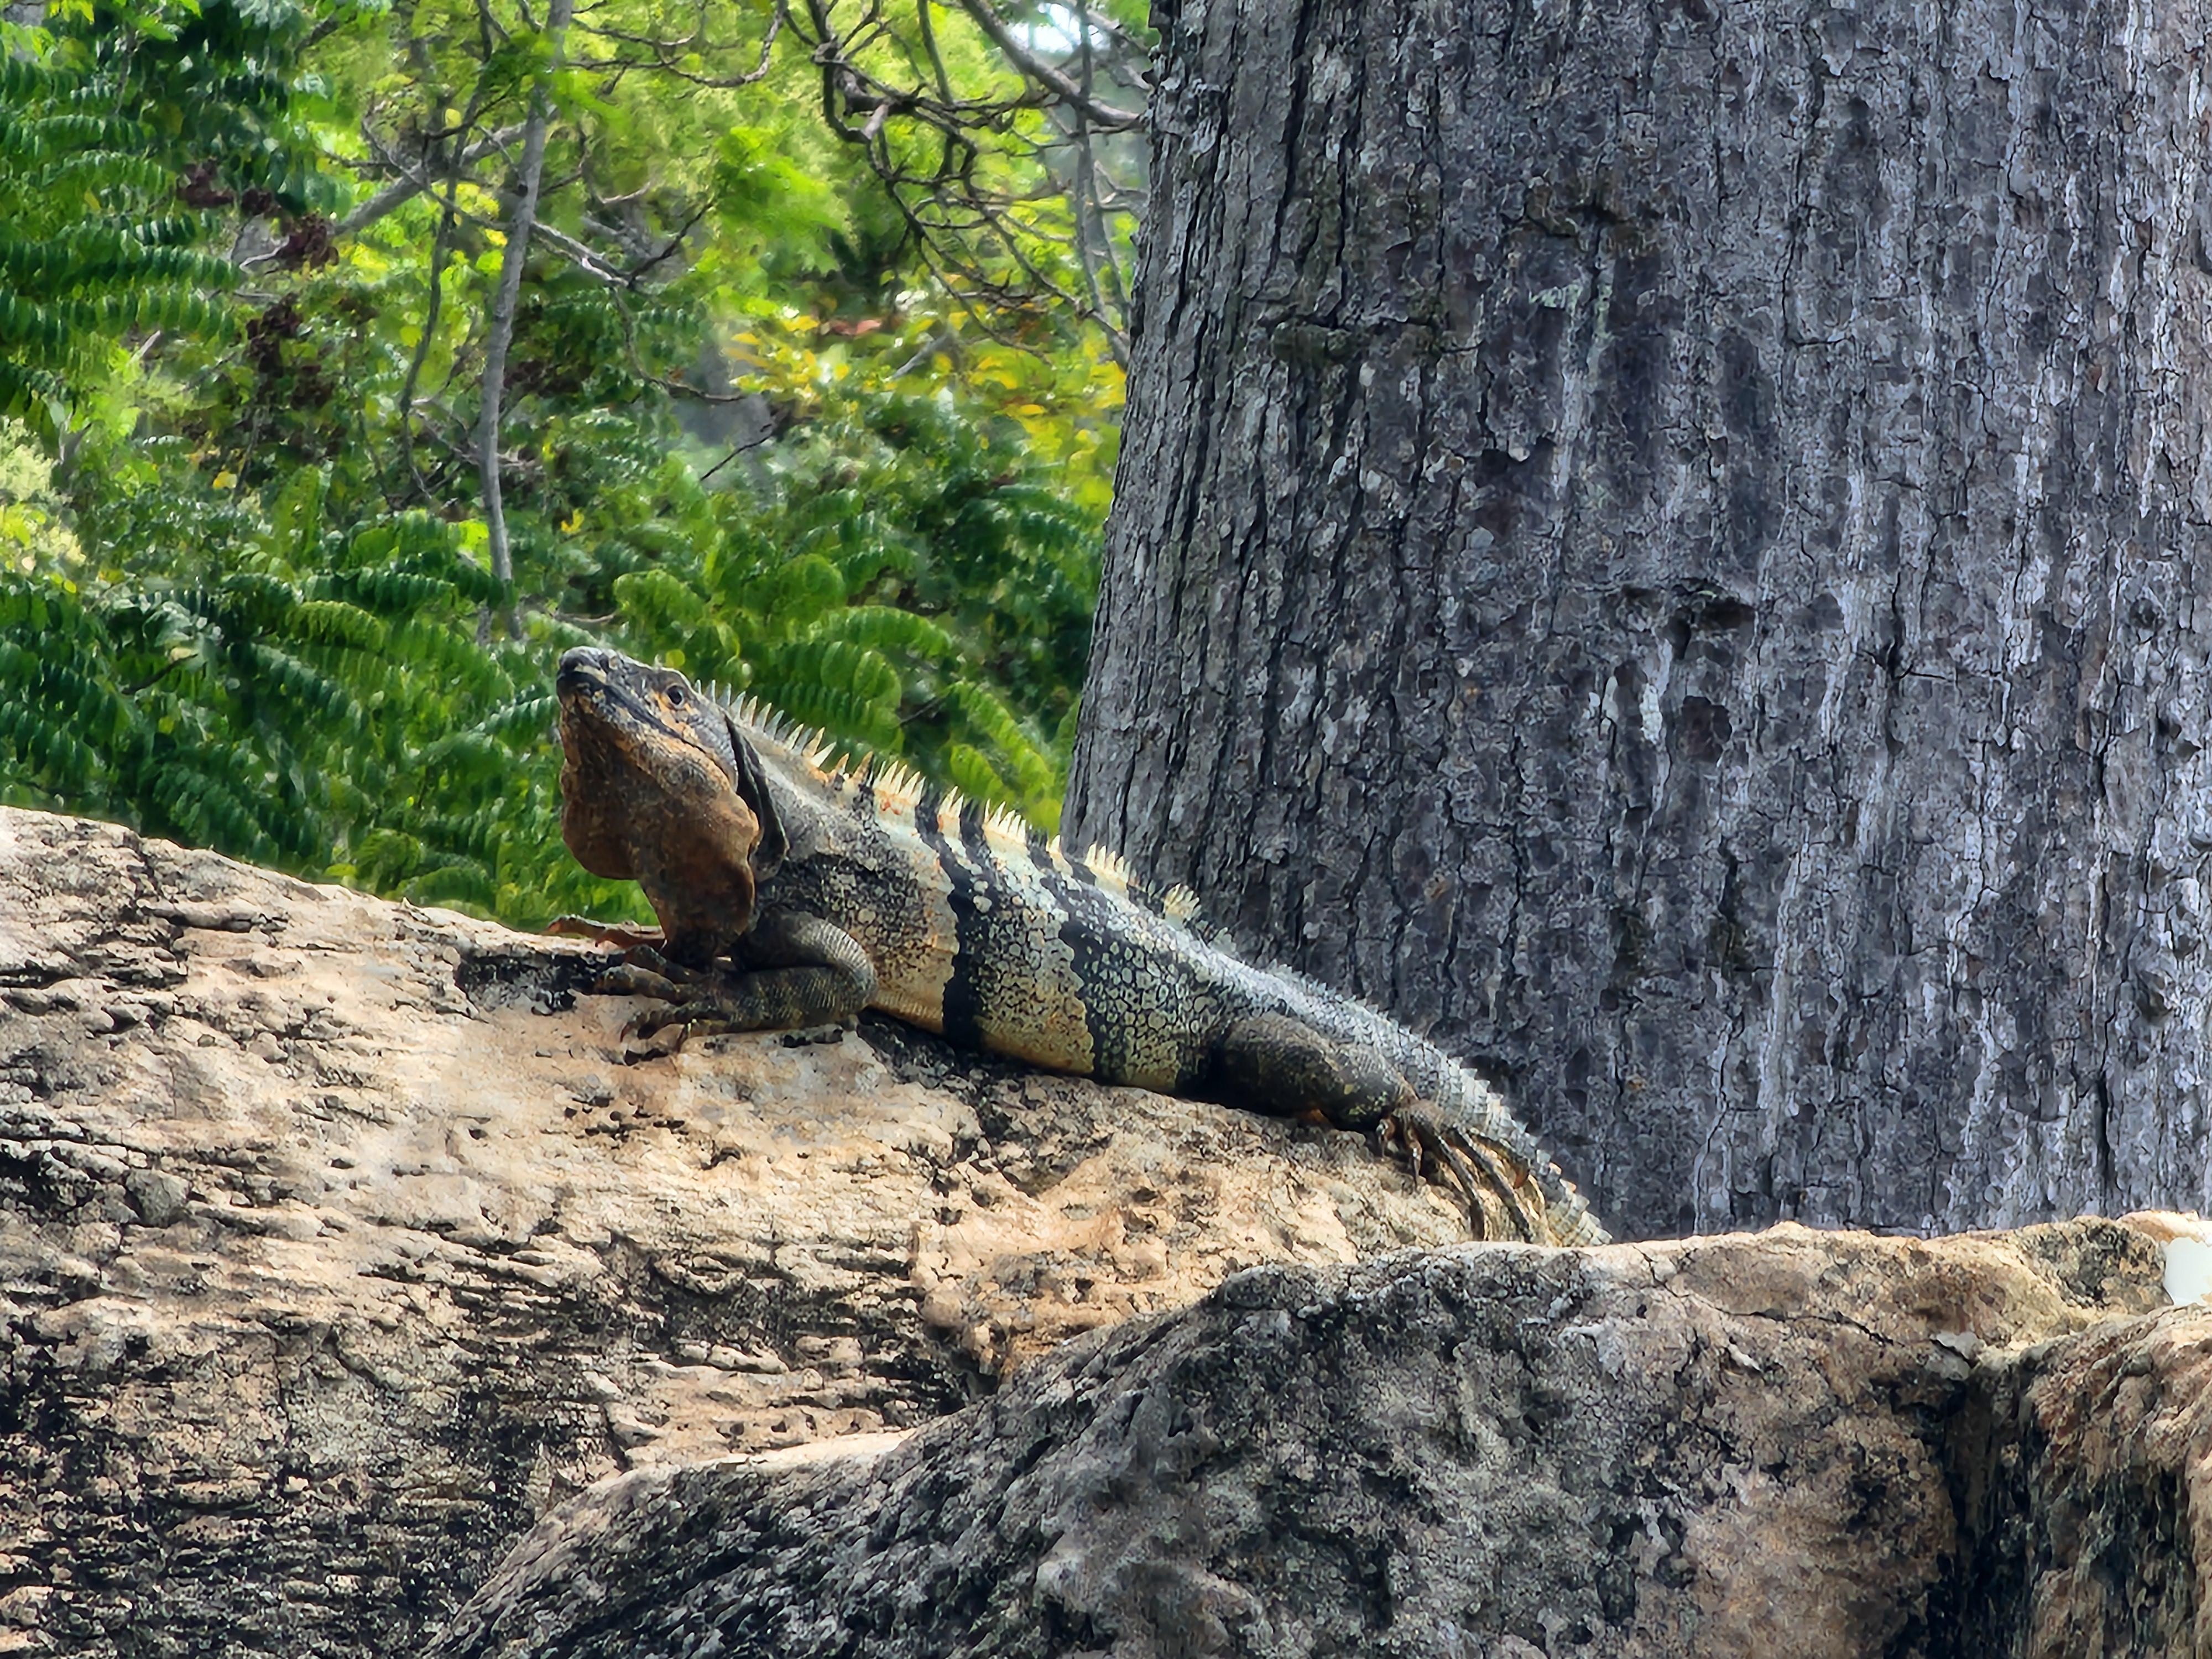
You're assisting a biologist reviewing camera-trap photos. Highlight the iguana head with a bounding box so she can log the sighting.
[556,647,787,963]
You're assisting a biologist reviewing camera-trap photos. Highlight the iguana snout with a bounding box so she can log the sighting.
[555,647,784,964]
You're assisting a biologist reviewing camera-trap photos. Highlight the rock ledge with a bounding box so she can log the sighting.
[437,1217,2210,1659]
[0,807,1479,1658]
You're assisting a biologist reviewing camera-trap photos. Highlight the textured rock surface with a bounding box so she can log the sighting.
[0,806,1475,1658]
[1952,1212,2212,1658]
[433,1217,2196,1659]
[1066,0,2212,1241]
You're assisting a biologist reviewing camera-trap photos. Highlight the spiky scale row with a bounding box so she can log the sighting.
[704,679,1206,922]
[682,676,1607,1247]
[554,649,1603,1242]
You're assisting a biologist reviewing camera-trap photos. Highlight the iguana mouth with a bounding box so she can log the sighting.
[554,647,769,958]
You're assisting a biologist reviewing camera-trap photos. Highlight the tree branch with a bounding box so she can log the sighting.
[336,123,527,237]
[478,0,574,596]
[945,0,1142,129]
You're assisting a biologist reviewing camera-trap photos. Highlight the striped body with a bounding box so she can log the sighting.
[730,701,1606,1246]
[552,646,1604,1246]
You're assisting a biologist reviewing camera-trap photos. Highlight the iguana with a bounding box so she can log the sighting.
[552,646,1608,1246]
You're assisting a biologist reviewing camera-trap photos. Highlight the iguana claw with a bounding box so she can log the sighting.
[572,945,724,1047]
[1380,1109,1541,1243]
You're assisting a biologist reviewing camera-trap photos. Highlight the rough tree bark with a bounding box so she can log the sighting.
[1066,0,2212,1237]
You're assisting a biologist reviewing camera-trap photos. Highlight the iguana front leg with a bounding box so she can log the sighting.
[1209,1013,1540,1241]
[546,915,667,952]
[598,907,878,1046]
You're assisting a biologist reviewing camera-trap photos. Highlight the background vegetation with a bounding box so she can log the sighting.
[0,0,1144,925]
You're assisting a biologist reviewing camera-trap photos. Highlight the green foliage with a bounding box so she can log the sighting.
[0,56,230,439]
[0,470,640,924]
[0,0,1129,925]
[0,2,338,439]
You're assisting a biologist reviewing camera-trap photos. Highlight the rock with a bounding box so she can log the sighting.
[430,1218,2201,1659]
[122,1166,189,1228]
[0,808,1479,1659]
[14,803,2211,1659]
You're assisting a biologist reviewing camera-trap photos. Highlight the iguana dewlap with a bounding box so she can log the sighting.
[553,646,1608,1245]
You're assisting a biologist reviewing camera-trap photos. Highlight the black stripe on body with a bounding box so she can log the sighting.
[910,783,987,1049]
[954,800,1011,977]
[947,792,1097,1071]
[1021,854,1115,1069]
[911,780,943,837]
[1022,836,1220,1092]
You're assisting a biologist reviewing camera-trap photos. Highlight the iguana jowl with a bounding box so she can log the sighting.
[554,646,1608,1246]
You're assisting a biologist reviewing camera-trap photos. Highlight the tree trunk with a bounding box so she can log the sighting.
[1066,0,2212,1238]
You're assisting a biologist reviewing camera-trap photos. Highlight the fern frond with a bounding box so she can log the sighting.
[0,699,101,791]
[241,643,363,730]
[387,619,508,697]
[612,567,710,634]
[942,679,1060,807]
[413,731,511,790]
[752,637,904,751]
[942,741,1012,807]
[310,566,459,615]
[806,604,953,660]
[134,755,284,862]
[215,571,301,633]
[284,598,388,655]
[471,692,559,743]
[730,553,844,626]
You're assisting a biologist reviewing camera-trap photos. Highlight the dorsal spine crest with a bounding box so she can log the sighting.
[710,680,1203,926]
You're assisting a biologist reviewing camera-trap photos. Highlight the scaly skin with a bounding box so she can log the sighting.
[555,646,1609,1245]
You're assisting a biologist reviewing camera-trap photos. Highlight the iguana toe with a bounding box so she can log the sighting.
[624,1001,749,1047]
[597,962,690,1003]
[1381,1109,1544,1242]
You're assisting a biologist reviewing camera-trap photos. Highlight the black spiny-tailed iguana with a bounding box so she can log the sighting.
[553,646,1608,1246]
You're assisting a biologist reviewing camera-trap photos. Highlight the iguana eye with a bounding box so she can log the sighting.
[666,684,687,708]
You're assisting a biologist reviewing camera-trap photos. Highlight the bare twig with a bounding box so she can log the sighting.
[945,0,1142,129]
[337,123,527,236]
[1066,0,1127,363]
[572,2,786,86]
[397,164,462,507]
[697,429,775,486]
[396,58,500,509]
[478,0,575,595]
[526,219,629,284]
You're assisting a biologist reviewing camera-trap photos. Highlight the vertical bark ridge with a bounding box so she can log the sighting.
[1070,0,2212,1237]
